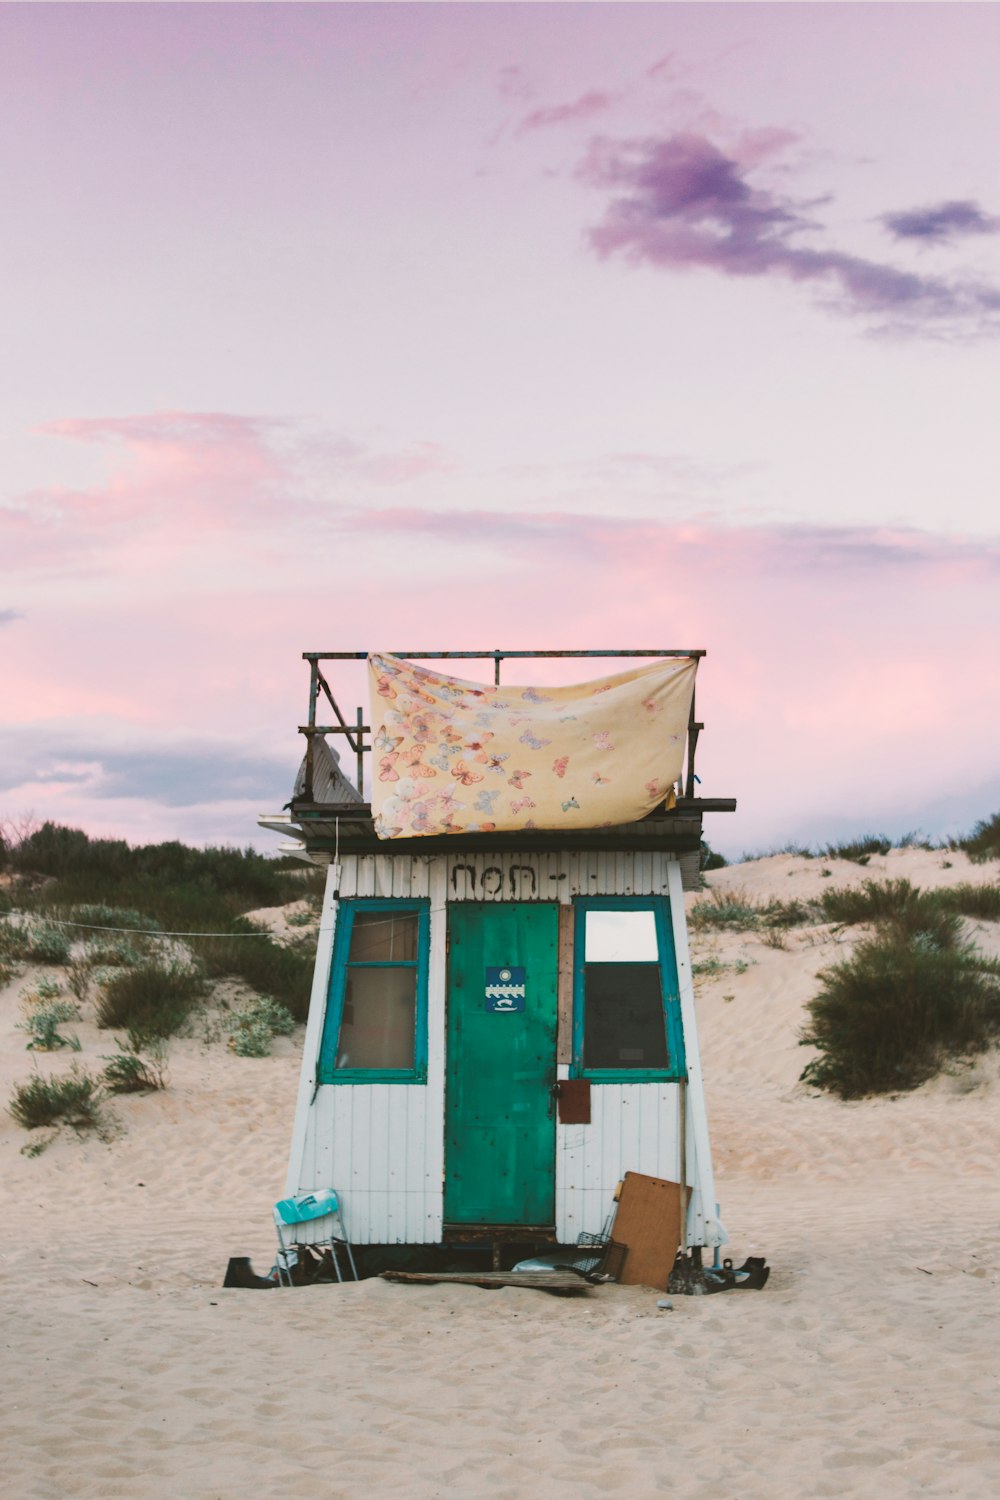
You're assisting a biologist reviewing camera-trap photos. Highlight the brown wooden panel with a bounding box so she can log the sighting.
[556,1078,591,1124]
[557,902,575,1064]
[612,1171,691,1290]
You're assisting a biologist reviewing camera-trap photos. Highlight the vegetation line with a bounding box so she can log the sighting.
[2,910,286,939]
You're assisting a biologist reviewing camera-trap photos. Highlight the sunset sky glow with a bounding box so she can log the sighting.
[2,2,999,857]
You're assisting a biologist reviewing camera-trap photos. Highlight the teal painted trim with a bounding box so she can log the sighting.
[317,898,430,1085]
[583,1069,683,1084]
[570,895,687,1082]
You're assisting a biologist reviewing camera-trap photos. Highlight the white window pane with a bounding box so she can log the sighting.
[584,909,658,962]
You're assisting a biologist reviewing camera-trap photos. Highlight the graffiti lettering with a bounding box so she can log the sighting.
[508,864,537,897]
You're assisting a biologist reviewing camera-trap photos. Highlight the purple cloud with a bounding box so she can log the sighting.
[519,89,618,134]
[882,199,1000,245]
[1,609,23,627]
[578,132,1000,333]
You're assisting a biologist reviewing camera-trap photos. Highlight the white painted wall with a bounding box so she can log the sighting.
[285,849,723,1248]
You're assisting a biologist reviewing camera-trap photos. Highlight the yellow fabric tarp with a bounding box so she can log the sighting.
[368,653,698,839]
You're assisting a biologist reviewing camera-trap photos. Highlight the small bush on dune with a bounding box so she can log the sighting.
[699,840,728,872]
[939,883,1000,921]
[954,811,1000,863]
[762,897,819,928]
[819,878,931,928]
[689,889,764,932]
[70,903,162,933]
[96,962,205,1040]
[1,920,72,965]
[228,995,297,1057]
[692,889,821,932]
[101,1037,168,1094]
[821,833,892,865]
[19,999,81,1052]
[818,878,1000,930]
[84,934,150,967]
[9,1066,104,1130]
[801,917,1000,1098]
[199,923,312,1022]
[27,924,72,963]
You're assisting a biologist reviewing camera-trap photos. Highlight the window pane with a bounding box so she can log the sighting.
[583,964,668,1069]
[348,910,419,962]
[584,910,658,963]
[336,966,416,1070]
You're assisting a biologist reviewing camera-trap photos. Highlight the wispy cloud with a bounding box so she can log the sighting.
[3,413,457,583]
[346,504,1000,575]
[0,609,22,628]
[578,132,1000,334]
[881,199,1000,245]
[518,89,619,134]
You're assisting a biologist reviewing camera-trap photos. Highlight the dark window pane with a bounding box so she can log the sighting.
[348,911,419,963]
[336,967,416,1070]
[583,963,668,1070]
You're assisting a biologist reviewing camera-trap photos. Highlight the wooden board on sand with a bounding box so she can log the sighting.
[613,1171,690,1290]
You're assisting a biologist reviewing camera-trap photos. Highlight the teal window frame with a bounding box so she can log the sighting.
[318,898,430,1084]
[571,896,686,1083]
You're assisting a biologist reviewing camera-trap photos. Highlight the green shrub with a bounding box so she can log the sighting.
[939,883,1000,921]
[689,889,764,931]
[26,924,72,964]
[800,919,1000,1098]
[96,962,205,1040]
[101,1038,168,1094]
[199,924,312,1022]
[761,897,820,928]
[818,878,1000,930]
[821,833,892,865]
[230,1018,275,1057]
[228,995,298,1057]
[819,878,929,927]
[9,1066,104,1130]
[738,843,815,862]
[699,841,728,871]
[84,935,149,967]
[66,958,93,1005]
[71,904,161,933]
[31,975,63,1001]
[1,920,72,964]
[19,1000,81,1052]
[953,811,1000,863]
[1,921,35,963]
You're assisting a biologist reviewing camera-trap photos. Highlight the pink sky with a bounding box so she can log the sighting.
[2,3,999,857]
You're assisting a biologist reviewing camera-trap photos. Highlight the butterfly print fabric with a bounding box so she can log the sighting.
[368,652,697,838]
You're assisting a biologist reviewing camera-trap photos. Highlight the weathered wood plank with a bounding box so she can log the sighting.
[380,1270,592,1292]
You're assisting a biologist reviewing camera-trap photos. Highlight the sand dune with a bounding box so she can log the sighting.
[3,847,1000,1497]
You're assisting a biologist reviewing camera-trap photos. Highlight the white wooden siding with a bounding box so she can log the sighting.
[286,849,723,1247]
[556,1083,682,1242]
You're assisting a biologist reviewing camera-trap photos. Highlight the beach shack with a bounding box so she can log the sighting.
[260,650,735,1267]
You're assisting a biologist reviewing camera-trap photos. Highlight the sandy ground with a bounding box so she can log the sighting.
[3,848,1000,1498]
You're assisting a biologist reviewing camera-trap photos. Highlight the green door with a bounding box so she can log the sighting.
[444,903,559,1226]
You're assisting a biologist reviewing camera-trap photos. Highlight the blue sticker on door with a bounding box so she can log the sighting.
[484,966,526,1012]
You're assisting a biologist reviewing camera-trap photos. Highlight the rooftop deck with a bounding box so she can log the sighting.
[264,649,735,857]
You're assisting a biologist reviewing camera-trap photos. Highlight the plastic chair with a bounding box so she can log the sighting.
[273,1190,358,1286]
